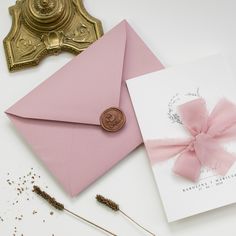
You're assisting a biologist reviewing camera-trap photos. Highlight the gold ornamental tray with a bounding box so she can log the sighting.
[4,0,103,72]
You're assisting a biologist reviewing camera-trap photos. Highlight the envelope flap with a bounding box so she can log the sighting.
[6,21,127,125]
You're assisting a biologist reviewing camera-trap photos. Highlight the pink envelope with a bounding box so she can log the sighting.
[6,20,163,196]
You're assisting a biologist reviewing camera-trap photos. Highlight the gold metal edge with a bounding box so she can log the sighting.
[75,0,104,38]
[3,6,19,71]
[3,0,104,72]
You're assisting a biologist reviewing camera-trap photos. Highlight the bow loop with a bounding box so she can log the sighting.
[179,98,208,136]
[207,99,236,138]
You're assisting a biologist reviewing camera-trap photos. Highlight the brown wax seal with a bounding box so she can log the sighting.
[100,107,126,132]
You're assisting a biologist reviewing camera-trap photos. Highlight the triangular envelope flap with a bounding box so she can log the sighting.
[6,21,127,125]
[123,22,164,80]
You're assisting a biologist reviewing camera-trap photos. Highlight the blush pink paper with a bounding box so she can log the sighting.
[6,20,164,196]
[145,98,236,182]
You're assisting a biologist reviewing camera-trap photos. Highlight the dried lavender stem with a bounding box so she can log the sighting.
[119,209,156,236]
[96,195,156,236]
[64,208,117,236]
[33,186,117,236]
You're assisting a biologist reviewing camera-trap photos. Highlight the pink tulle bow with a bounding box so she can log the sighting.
[145,98,236,181]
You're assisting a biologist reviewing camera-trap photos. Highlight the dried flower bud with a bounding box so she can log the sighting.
[33,186,64,211]
[96,194,156,236]
[33,187,117,236]
[96,195,119,212]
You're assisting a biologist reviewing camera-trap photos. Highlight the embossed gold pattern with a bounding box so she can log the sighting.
[4,0,103,71]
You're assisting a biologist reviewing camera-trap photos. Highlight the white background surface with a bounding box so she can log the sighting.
[1,1,236,236]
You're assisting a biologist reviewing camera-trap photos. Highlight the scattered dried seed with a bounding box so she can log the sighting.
[4,168,53,234]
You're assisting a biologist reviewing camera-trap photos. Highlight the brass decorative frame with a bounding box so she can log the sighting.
[4,0,103,72]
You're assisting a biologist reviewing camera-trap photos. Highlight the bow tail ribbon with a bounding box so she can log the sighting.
[194,134,236,176]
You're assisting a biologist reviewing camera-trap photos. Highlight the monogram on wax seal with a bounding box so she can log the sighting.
[100,108,126,132]
[4,0,103,72]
